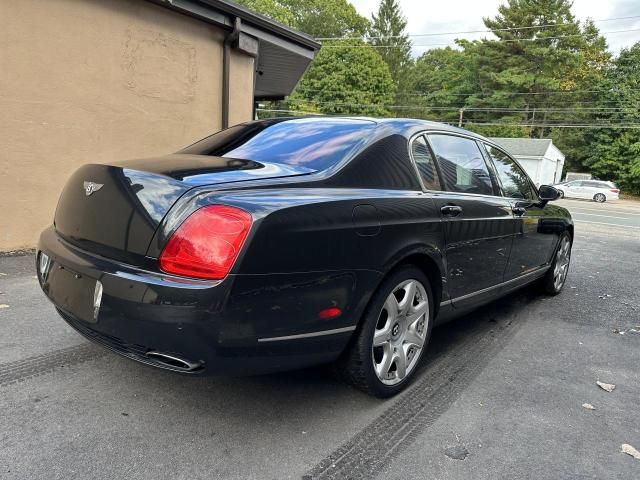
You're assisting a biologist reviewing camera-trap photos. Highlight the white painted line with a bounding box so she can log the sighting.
[569,208,640,217]
[575,219,640,229]
[571,212,633,220]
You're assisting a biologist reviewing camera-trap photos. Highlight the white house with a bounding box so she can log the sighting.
[489,138,565,187]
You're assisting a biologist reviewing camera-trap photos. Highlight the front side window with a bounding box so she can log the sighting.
[484,145,536,200]
[427,134,494,195]
[411,136,441,190]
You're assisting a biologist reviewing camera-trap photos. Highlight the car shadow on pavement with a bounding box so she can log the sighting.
[109,286,542,417]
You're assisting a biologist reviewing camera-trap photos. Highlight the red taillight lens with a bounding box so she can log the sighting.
[610,189,619,193]
[159,205,252,280]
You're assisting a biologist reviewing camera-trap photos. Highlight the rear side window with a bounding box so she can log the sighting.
[484,145,537,200]
[411,136,441,190]
[427,134,494,195]
[180,118,376,172]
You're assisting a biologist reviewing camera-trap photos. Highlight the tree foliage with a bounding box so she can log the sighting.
[238,0,639,192]
[289,39,395,116]
[581,43,640,194]
[235,0,369,37]
[369,0,412,87]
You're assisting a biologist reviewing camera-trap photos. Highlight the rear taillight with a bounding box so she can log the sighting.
[159,205,252,280]
[610,189,619,193]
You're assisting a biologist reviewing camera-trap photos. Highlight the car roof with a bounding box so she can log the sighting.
[245,116,491,142]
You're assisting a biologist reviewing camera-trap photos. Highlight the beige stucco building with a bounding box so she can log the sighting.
[0,0,317,251]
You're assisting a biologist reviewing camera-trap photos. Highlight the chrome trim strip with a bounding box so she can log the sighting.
[441,266,550,306]
[258,326,357,343]
[439,299,453,307]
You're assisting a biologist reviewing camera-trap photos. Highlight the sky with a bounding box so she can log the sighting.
[349,0,640,55]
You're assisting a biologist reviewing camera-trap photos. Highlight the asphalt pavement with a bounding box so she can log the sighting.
[557,198,640,230]
[1,200,639,479]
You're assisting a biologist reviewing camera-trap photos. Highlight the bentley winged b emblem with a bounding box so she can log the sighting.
[83,181,104,196]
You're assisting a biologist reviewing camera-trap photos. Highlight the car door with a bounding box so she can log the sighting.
[583,181,600,200]
[564,181,584,199]
[424,133,514,309]
[483,143,556,280]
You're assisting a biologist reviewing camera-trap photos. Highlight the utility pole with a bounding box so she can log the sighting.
[458,108,465,128]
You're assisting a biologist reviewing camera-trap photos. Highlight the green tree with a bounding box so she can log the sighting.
[288,39,395,116]
[466,0,609,138]
[235,0,369,37]
[369,0,412,88]
[406,45,479,124]
[235,0,295,26]
[284,0,369,38]
[582,43,640,194]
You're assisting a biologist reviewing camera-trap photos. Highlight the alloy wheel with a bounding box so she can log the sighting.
[553,236,571,291]
[594,193,606,203]
[372,279,429,386]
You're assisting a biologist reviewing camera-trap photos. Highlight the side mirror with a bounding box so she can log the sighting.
[538,185,560,206]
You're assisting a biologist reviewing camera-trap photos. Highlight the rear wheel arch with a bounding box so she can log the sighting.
[566,224,574,242]
[376,250,443,318]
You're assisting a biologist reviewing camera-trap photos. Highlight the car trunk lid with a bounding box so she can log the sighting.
[54,154,314,261]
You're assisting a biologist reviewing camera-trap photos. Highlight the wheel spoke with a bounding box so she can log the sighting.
[375,343,393,378]
[398,281,416,315]
[406,300,428,325]
[383,294,400,323]
[373,327,391,347]
[404,328,425,349]
[394,349,407,380]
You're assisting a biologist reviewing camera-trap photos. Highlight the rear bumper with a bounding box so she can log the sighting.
[38,226,379,376]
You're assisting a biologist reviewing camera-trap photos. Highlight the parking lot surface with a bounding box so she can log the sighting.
[1,200,639,479]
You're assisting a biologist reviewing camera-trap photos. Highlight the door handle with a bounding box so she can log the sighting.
[513,206,526,216]
[441,205,463,217]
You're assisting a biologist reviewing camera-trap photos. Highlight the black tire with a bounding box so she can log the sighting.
[558,190,564,198]
[541,232,572,295]
[337,265,434,398]
[593,193,606,203]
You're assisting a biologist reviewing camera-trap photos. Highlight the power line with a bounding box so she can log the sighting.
[463,122,640,129]
[319,28,640,48]
[299,86,630,99]
[315,15,640,41]
[256,110,640,129]
[286,99,639,113]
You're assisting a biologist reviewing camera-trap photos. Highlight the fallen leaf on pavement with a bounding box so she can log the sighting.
[612,328,625,335]
[0,304,9,309]
[582,403,596,410]
[597,381,616,392]
[0,272,7,276]
[621,444,640,459]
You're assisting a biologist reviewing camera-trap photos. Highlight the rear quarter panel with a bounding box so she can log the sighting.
[149,187,446,339]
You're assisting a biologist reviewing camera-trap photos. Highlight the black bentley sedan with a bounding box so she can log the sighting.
[37,117,572,397]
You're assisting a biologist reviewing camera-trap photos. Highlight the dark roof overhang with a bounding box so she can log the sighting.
[147,0,320,100]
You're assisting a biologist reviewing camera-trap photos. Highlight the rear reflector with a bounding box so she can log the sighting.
[159,205,252,280]
[319,307,342,319]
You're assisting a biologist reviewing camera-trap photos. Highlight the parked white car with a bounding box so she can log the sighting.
[555,180,620,203]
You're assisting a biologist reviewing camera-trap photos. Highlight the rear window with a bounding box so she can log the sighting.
[180,118,376,172]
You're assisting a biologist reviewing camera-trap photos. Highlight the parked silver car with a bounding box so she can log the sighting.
[555,180,620,203]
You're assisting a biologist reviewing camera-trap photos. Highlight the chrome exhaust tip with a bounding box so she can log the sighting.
[145,351,203,372]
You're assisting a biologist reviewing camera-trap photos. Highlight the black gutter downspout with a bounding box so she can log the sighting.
[222,17,241,129]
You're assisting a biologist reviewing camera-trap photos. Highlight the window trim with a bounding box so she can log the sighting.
[407,133,444,193]
[424,132,501,197]
[481,142,539,201]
